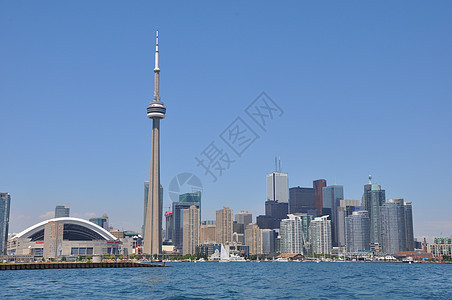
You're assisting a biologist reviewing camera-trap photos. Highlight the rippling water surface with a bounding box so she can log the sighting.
[1,262,450,299]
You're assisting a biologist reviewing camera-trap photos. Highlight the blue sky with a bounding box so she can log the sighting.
[1,1,451,240]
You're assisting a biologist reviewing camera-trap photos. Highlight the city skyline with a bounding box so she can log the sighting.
[1,2,451,240]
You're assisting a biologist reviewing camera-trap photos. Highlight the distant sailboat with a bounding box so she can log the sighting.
[219,244,230,263]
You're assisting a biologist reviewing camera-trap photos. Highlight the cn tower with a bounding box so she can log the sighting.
[144,27,166,255]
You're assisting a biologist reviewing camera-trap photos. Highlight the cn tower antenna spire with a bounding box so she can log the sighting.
[153,27,160,102]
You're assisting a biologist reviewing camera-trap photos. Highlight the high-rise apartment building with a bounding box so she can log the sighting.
[379,198,414,254]
[267,172,289,203]
[345,210,370,253]
[262,229,276,254]
[245,223,263,255]
[235,211,252,227]
[363,176,386,246]
[182,205,200,255]
[216,207,233,245]
[313,179,327,214]
[309,215,332,255]
[280,214,305,254]
[0,193,11,255]
[322,185,344,247]
[54,205,70,218]
[288,187,316,214]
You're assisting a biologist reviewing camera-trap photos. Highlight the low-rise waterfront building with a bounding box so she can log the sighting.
[427,237,452,257]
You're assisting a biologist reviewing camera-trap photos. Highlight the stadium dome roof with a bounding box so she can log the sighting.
[13,217,117,241]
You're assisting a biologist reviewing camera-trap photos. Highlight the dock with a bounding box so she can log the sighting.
[0,262,167,270]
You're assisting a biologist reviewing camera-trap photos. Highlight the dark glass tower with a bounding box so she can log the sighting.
[288,187,316,214]
[313,179,327,214]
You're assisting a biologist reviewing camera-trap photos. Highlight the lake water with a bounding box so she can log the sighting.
[1,262,450,299]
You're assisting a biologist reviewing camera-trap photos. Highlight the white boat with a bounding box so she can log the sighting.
[274,257,289,262]
[229,255,246,262]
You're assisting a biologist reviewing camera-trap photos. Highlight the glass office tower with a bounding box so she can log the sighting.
[0,193,11,255]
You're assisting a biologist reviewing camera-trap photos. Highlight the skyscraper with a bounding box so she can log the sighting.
[89,214,109,230]
[182,205,200,255]
[345,210,370,253]
[216,207,233,245]
[258,200,288,229]
[172,193,201,252]
[54,205,70,218]
[288,187,316,214]
[336,199,362,247]
[322,185,344,246]
[404,202,414,251]
[363,176,385,246]
[267,172,289,203]
[313,179,327,214]
[179,191,202,213]
[309,215,332,255]
[144,28,167,255]
[379,198,414,254]
[235,211,252,227]
[0,193,11,255]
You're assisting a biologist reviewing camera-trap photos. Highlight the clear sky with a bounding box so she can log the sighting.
[1,1,451,240]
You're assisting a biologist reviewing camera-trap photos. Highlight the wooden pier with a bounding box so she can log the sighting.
[0,262,167,270]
